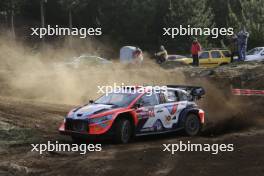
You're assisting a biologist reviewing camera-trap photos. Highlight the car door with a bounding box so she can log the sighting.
[176,90,189,117]
[210,50,223,66]
[135,93,160,133]
[198,51,210,67]
[155,90,179,130]
[222,50,232,63]
[162,90,189,129]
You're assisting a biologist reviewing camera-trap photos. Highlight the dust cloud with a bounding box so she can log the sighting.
[0,35,186,104]
[0,34,262,135]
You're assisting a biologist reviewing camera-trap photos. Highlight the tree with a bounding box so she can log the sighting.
[58,0,83,30]
[161,0,213,51]
[241,0,264,48]
[94,0,159,48]
[227,0,264,48]
[0,0,25,39]
[0,0,8,27]
[40,0,47,43]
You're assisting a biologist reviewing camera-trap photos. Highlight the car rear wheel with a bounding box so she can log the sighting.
[114,118,132,144]
[184,114,201,136]
[71,136,84,143]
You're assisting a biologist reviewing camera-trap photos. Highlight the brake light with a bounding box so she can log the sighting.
[198,110,205,124]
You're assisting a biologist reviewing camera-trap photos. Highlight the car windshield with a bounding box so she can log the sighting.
[94,93,140,107]
[247,48,262,55]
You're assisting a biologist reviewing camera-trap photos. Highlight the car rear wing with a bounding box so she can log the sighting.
[167,85,205,100]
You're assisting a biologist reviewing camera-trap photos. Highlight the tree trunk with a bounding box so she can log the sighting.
[69,7,73,47]
[69,8,72,30]
[4,11,8,27]
[10,0,15,39]
[40,0,45,44]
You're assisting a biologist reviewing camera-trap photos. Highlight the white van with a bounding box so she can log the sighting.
[120,46,143,64]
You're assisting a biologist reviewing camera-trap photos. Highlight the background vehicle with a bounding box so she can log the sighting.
[167,55,189,61]
[246,47,264,61]
[175,49,231,67]
[55,54,112,69]
[155,54,191,64]
[120,46,143,64]
[59,85,205,143]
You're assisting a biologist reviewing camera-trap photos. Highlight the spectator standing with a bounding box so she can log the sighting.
[191,38,202,66]
[228,34,238,62]
[237,27,249,61]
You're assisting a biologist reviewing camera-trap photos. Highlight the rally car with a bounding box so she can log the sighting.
[59,85,205,143]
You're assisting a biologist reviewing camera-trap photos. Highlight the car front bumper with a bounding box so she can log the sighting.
[59,118,114,136]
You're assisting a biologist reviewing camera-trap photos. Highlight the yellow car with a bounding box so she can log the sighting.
[175,49,231,67]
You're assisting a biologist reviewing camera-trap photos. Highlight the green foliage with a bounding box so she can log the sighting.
[0,0,26,14]
[227,0,264,48]
[0,0,263,52]
[241,0,264,48]
[162,0,213,51]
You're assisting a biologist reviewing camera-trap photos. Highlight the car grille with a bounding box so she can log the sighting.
[65,119,89,133]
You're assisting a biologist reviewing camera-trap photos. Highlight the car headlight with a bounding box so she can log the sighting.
[89,114,113,124]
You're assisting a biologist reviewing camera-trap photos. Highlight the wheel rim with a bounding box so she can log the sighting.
[186,117,199,134]
[121,121,131,142]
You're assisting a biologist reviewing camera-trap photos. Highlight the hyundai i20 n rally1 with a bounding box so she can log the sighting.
[59,85,205,143]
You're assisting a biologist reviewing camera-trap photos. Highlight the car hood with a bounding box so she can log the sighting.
[69,104,120,120]
[175,57,192,61]
[245,55,264,61]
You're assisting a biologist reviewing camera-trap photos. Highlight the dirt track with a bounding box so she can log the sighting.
[0,33,264,176]
[0,49,263,176]
[0,96,264,176]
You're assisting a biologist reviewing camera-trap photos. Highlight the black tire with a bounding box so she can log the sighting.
[114,118,132,144]
[71,136,84,144]
[184,114,201,136]
[220,63,228,66]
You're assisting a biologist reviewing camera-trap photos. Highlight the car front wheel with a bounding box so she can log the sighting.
[114,118,132,144]
[184,114,201,136]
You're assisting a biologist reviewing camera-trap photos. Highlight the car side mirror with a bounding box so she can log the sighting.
[89,100,94,104]
[134,102,143,108]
